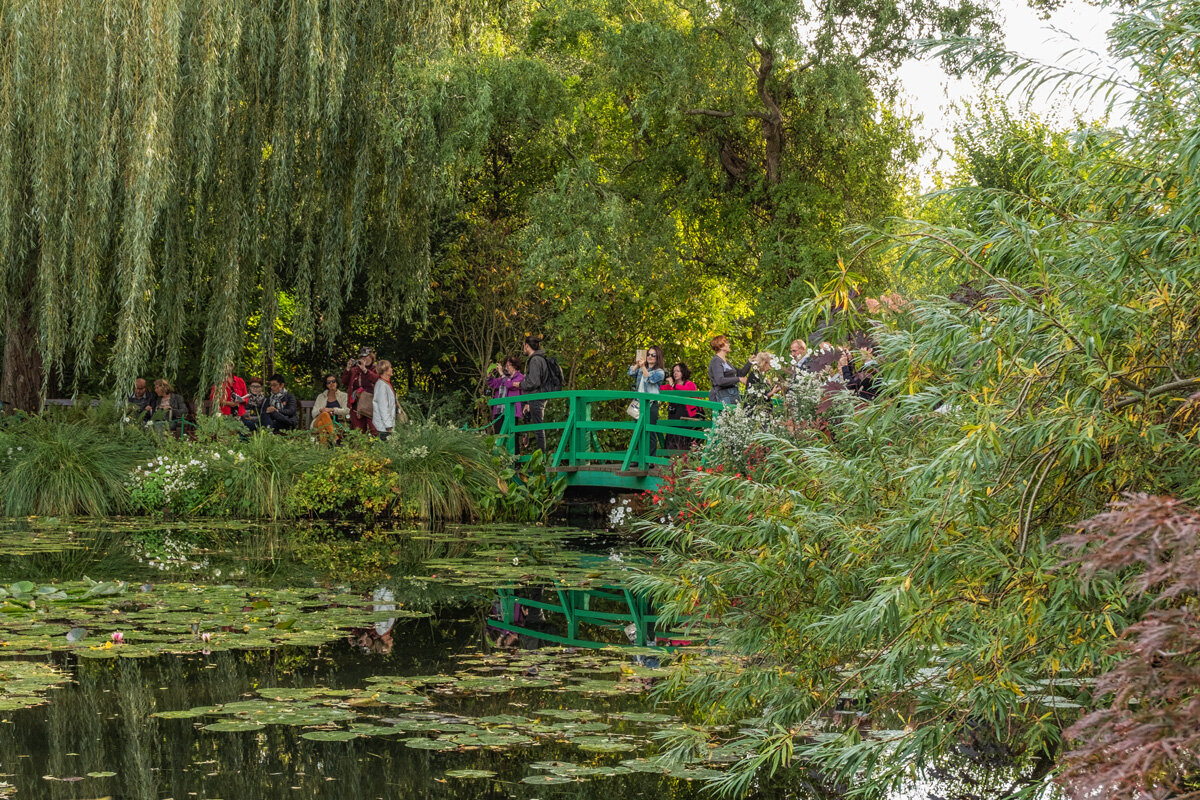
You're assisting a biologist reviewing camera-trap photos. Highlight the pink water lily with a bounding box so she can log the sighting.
[110,631,124,644]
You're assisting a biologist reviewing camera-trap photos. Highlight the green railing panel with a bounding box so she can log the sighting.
[489,388,726,490]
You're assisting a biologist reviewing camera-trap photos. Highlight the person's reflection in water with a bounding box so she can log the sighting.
[486,597,523,648]
[348,586,397,654]
[486,588,551,649]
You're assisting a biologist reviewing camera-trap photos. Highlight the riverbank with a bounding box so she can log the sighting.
[0,408,565,523]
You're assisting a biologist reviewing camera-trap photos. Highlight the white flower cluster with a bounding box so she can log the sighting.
[406,446,430,459]
[608,496,634,528]
[703,401,784,472]
[129,454,209,501]
[787,371,826,422]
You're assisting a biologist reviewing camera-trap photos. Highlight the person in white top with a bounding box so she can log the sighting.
[372,360,397,440]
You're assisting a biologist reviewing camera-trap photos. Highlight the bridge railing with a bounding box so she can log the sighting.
[489,389,726,476]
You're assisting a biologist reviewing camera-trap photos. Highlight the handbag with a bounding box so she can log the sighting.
[356,389,375,418]
[625,399,640,420]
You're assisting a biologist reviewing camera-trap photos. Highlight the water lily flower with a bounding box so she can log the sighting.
[111,632,124,644]
[200,632,211,643]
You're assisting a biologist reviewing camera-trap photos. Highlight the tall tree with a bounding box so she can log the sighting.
[0,0,480,409]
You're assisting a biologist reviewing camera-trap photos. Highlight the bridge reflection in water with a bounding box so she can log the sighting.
[486,557,690,651]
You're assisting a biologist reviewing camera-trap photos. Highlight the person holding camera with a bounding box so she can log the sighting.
[840,347,879,401]
[628,345,666,457]
[518,336,550,453]
[342,347,380,434]
[708,335,752,405]
[486,355,525,436]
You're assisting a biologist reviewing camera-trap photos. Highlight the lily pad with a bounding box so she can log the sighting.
[443,769,496,779]
[521,774,576,785]
[300,730,360,742]
[403,737,458,751]
[203,721,266,732]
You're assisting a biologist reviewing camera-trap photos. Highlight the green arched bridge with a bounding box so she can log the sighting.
[490,390,725,491]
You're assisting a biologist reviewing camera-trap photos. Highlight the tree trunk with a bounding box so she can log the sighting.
[754,45,784,186]
[1,299,44,412]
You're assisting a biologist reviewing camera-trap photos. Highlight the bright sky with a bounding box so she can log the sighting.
[896,0,1123,185]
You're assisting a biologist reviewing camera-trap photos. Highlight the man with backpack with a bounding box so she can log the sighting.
[517,335,563,454]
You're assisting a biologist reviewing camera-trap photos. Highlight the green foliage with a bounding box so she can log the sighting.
[0,0,488,400]
[212,433,325,520]
[478,450,569,524]
[0,418,153,516]
[637,3,1200,797]
[381,424,501,520]
[293,447,403,520]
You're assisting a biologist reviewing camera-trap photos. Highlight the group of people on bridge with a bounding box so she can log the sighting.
[488,332,881,453]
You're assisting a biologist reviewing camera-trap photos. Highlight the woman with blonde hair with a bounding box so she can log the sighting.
[745,352,784,410]
[371,360,406,440]
[151,378,188,433]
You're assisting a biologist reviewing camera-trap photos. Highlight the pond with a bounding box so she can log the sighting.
[0,520,1009,800]
[0,519,804,800]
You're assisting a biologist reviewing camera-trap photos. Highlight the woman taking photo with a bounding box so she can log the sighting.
[662,362,700,450]
[745,352,785,411]
[486,356,525,435]
[627,345,666,456]
[707,335,751,405]
[372,360,398,441]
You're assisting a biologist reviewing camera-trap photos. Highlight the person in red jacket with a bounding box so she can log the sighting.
[342,347,380,433]
[210,364,247,416]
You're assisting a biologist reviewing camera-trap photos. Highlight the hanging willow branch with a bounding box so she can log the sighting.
[0,0,484,402]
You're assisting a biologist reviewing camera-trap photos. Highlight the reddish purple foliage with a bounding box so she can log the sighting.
[1058,494,1200,800]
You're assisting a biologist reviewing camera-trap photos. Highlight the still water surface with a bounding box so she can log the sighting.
[0,520,816,800]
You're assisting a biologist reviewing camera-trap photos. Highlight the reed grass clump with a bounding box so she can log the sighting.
[381,423,501,520]
[0,418,153,516]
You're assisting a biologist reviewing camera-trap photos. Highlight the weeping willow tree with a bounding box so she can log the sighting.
[0,0,486,410]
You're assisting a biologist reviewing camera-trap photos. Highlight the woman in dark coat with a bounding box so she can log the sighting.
[707,335,751,405]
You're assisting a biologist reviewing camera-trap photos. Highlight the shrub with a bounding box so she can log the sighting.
[294,447,402,519]
[210,432,325,519]
[700,401,787,475]
[477,449,568,523]
[0,418,153,516]
[380,423,499,520]
[126,445,242,516]
[1058,495,1200,800]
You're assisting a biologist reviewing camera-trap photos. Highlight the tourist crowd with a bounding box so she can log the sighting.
[126,326,879,446]
[126,347,405,440]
